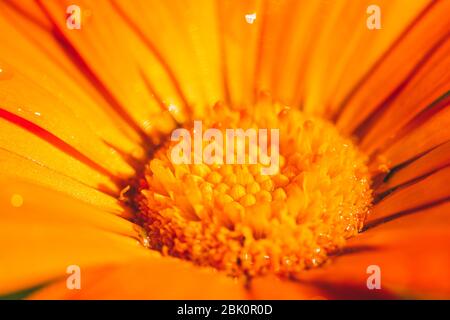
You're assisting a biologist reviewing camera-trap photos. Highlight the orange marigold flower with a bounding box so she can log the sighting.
[0,0,449,300]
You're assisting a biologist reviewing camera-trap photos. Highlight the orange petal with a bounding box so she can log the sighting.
[0,9,142,178]
[0,150,121,211]
[29,257,248,299]
[0,117,119,193]
[359,37,450,154]
[0,176,136,232]
[302,0,429,116]
[0,5,145,160]
[337,0,450,134]
[1,0,52,30]
[0,222,151,295]
[266,0,321,106]
[113,0,225,116]
[380,97,450,168]
[249,275,328,300]
[217,0,264,106]
[375,140,450,195]
[38,0,181,135]
[295,201,450,299]
[368,165,450,224]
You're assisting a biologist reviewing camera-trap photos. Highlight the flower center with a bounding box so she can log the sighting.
[133,101,372,277]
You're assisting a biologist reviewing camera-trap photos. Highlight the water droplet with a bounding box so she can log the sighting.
[283,257,292,266]
[168,104,178,113]
[11,194,24,207]
[245,13,257,24]
[141,236,150,248]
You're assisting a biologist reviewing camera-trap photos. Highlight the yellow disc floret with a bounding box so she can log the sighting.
[134,101,372,277]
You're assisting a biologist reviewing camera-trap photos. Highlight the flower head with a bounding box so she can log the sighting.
[0,0,449,299]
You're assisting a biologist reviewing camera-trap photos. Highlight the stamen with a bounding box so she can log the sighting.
[133,101,372,277]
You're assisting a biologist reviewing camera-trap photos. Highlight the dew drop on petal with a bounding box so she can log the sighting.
[11,194,23,208]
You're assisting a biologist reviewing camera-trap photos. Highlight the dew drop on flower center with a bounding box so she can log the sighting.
[131,100,373,277]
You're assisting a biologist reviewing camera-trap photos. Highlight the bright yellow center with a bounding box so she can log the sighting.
[134,101,372,277]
